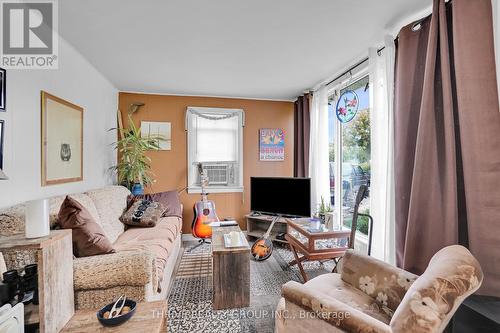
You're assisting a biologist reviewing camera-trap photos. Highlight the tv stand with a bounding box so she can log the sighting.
[245,214,288,244]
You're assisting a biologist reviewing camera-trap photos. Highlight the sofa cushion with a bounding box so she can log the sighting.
[276,297,346,333]
[127,190,182,218]
[340,249,418,312]
[113,216,181,290]
[73,250,155,290]
[85,186,130,243]
[58,196,115,257]
[0,193,102,236]
[0,203,26,236]
[302,273,392,324]
[50,193,102,228]
[390,245,483,333]
[120,199,166,227]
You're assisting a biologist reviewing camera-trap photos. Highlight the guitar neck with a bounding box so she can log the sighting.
[263,217,280,239]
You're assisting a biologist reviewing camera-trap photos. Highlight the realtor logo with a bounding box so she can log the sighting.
[0,0,58,69]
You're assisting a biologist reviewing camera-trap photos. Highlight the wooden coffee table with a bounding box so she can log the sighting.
[285,218,351,282]
[211,225,250,310]
[61,301,167,332]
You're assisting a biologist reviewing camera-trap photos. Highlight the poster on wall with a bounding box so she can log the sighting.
[41,91,84,186]
[259,128,285,161]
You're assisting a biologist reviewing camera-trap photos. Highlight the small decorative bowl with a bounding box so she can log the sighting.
[96,299,137,326]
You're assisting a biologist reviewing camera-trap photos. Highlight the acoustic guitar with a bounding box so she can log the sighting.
[191,163,219,239]
[251,216,279,261]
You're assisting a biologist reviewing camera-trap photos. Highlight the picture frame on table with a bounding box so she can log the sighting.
[41,91,84,186]
[0,67,5,112]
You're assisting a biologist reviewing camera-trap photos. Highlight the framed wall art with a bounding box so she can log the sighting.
[0,67,5,112]
[0,120,4,169]
[41,91,83,186]
[259,128,285,161]
[141,121,172,150]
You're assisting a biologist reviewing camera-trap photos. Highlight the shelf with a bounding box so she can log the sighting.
[245,214,289,244]
[245,214,289,223]
[24,302,39,326]
[0,230,74,333]
[247,231,288,244]
[247,225,288,244]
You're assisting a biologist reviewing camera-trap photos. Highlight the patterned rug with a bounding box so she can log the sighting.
[167,242,335,333]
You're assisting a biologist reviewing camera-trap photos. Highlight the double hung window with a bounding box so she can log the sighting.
[186,107,244,193]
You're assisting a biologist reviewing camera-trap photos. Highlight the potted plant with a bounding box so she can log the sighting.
[318,196,334,228]
[110,115,162,195]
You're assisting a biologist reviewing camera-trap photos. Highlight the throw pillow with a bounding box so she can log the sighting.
[58,196,115,257]
[120,199,166,227]
[127,190,182,218]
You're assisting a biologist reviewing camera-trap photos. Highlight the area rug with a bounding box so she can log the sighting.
[167,243,335,333]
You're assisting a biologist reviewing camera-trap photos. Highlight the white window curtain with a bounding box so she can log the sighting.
[186,107,244,193]
[369,36,396,264]
[493,0,500,101]
[309,86,330,213]
[194,115,239,162]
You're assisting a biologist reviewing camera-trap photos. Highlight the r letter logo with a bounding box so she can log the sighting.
[0,0,58,69]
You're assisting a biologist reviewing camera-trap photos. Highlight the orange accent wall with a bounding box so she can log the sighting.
[119,92,294,233]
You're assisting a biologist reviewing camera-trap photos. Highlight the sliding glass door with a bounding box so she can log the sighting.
[328,71,371,236]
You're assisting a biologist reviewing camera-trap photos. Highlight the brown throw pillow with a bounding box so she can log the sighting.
[127,190,182,218]
[120,199,166,227]
[58,196,115,257]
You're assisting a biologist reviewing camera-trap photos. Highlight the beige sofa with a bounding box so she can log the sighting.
[0,185,182,309]
[276,245,483,333]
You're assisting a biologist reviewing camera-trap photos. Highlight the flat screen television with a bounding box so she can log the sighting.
[250,177,311,217]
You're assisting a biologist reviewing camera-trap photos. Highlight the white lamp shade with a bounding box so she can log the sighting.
[25,199,50,238]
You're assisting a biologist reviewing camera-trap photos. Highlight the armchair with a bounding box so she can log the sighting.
[276,245,483,333]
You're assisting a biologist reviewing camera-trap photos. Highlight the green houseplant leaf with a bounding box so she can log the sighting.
[110,114,164,189]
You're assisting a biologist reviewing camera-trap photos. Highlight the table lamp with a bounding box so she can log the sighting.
[25,199,50,238]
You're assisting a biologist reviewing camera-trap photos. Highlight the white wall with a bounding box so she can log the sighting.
[0,38,118,208]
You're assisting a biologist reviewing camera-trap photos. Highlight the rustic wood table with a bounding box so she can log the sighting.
[285,218,351,282]
[61,301,167,333]
[211,225,250,310]
[0,230,74,333]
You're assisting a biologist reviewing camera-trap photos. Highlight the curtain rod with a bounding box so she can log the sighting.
[322,0,453,90]
[325,46,385,87]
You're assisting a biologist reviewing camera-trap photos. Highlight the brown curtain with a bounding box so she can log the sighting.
[294,93,311,177]
[394,0,500,296]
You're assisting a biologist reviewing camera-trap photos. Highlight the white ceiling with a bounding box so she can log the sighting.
[59,0,431,101]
